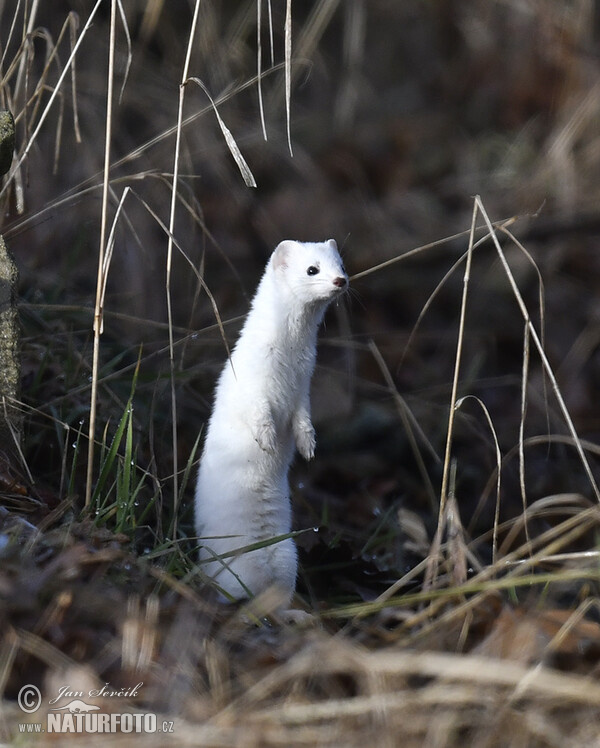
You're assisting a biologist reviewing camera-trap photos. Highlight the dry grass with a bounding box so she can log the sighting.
[2,1,600,745]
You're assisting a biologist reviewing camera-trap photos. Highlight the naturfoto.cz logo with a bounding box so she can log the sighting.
[17,683,175,735]
[45,711,158,734]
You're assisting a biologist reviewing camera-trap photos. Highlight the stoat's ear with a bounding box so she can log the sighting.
[272,240,296,271]
[327,239,338,251]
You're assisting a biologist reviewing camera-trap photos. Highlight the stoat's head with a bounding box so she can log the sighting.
[270,239,348,308]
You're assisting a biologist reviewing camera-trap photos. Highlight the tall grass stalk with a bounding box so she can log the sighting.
[164,0,202,531]
[425,197,478,589]
[86,0,118,508]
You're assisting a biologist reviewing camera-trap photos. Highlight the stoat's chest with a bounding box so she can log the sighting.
[268,333,315,381]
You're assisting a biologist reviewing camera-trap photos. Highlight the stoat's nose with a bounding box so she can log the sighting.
[333,276,348,288]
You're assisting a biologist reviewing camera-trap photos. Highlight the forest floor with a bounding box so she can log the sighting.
[3,2,600,745]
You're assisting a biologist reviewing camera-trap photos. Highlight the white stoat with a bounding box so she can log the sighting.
[195,239,348,605]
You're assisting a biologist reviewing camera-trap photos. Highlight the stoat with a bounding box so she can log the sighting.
[195,239,348,606]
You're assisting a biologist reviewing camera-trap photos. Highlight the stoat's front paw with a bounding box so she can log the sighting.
[295,424,316,461]
[254,420,278,453]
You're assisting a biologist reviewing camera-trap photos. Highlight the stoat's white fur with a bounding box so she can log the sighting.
[195,239,348,604]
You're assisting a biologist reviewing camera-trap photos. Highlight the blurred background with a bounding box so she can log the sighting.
[4,0,600,591]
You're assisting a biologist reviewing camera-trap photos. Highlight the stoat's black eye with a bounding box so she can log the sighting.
[307,265,319,276]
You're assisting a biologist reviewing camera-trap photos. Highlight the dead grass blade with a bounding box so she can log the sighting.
[266,0,275,66]
[284,0,293,156]
[67,10,81,142]
[445,482,468,589]
[368,339,439,512]
[99,186,131,309]
[257,0,267,140]
[455,395,502,564]
[186,77,257,188]
[115,0,132,102]
[519,320,532,552]
[349,216,518,282]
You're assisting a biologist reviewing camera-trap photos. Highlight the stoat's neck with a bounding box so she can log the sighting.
[276,287,326,348]
[240,269,327,357]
